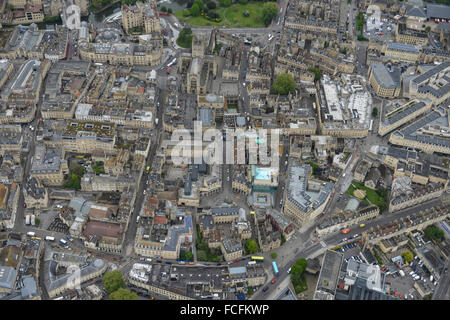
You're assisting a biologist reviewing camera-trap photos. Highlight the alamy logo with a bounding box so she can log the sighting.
[170,121,280,166]
[66,265,81,290]
[62,1,81,30]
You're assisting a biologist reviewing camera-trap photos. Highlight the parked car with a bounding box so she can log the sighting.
[271,278,277,284]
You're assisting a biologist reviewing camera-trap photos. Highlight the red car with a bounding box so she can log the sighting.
[399,293,403,299]
[394,291,397,297]
[271,279,277,284]
[233,259,240,263]
[23,203,27,208]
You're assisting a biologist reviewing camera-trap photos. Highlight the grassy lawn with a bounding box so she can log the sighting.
[345,181,388,212]
[223,3,266,28]
[175,2,270,28]
[175,9,226,27]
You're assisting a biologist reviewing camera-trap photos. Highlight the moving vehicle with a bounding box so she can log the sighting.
[251,256,264,262]
[263,286,269,293]
[341,228,350,234]
[272,261,279,275]
[136,216,140,224]
[26,232,35,237]
[359,224,365,228]
[247,261,256,266]
[59,239,67,245]
[146,166,150,173]
[155,118,159,125]
[271,278,277,284]
[45,236,55,241]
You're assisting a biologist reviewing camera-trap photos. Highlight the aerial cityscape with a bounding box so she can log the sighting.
[0,0,449,302]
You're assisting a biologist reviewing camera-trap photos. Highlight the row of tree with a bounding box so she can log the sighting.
[103,270,138,300]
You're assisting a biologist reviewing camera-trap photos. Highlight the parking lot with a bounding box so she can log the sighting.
[335,240,365,263]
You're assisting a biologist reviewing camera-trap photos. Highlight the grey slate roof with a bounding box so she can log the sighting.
[427,3,450,20]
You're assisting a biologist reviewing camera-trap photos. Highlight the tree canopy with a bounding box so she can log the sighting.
[190,3,200,16]
[261,2,278,27]
[109,288,139,300]
[103,270,126,295]
[290,258,308,294]
[308,67,321,81]
[424,225,444,243]
[271,252,277,259]
[402,251,414,264]
[372,107,378,117]
[273,73,296,95]
[245,239,259,254]
[177,27,193,48]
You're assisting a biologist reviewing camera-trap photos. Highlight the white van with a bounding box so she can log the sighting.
[136,216,140,224]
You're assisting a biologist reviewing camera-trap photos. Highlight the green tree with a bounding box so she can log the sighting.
[168,8,173,14]
[177,27,193,48]
[356,12,364,33]
[245,239,259,254]
[35,218,40,226]
[206,0,216,9]
[271,252,277,259]
[93,161,105,175]
[261,2,278,27]
[372,107,378,117]
[290,258,308,294]
[239,0,248,4]
[308,67,321,81]
[103,270,126,295]
[223,0,232,6]
[92,0,102,9]
[185,251,194,261]
[197,250,207,261]
[402,251,414,264]
[291,258,307,276]
[425,26,431,33]
[194,0,204,10]
[424,225,444,243]
[273,73,296,95]
[161,6,167,12]
[357,34,369,41]
[109,288,138,300]
[190,3,200,16]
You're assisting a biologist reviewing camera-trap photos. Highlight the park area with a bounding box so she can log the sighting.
[345,182,388,212]
[175,2,274,28]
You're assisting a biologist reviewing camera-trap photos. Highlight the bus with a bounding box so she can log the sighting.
[369,119,374,132]
[251,256,264,262]
[272,261,279,275]
[167,58,177,68]
[75,155,84,159]
[59,239,67,245]
[45,236,55,242]
[26,232,35,237]
[31,236,42,240]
